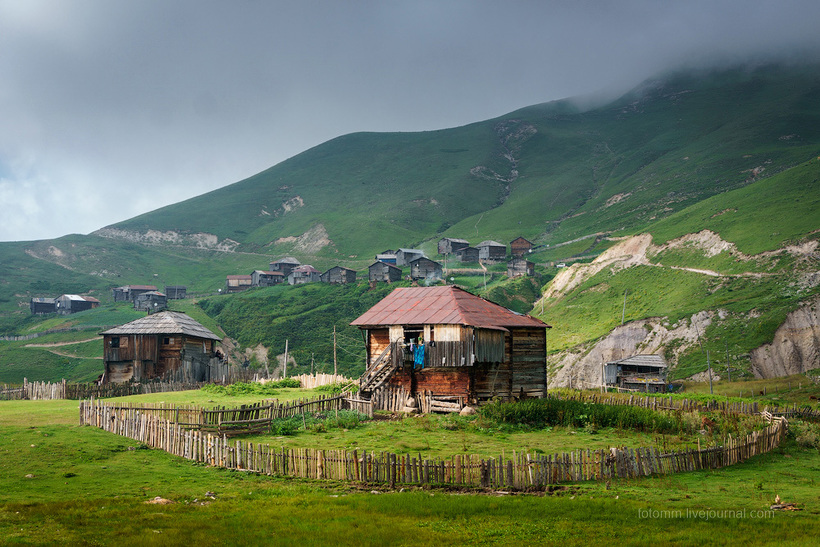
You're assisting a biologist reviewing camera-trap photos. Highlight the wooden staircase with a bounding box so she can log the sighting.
[359,344,397,395]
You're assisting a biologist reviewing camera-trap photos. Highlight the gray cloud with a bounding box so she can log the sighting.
[1,0,819,241]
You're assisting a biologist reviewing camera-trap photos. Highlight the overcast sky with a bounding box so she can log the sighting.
[1,0,819,242]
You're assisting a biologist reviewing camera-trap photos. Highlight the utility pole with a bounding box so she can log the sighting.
[283,339,289,378]
[725,339,731,382]
[311,353,315,376]
[707,349,713,394]
[621,289,628,325]
[333,325,338,377]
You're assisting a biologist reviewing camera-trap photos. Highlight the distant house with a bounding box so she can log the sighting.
[164,286,187,300]
[395,248,425,266]
[225,275,252,293]
[375,250,398,265]
[605,355,668,393]
[134,291,167,312]
[112,285,158,302]
[30,297,57,314]
[510,237,534,258]
[269,257,301,278]
[454,246,479,263]
[101,311,221,383]
[321,266,358,284]
[55,294,99,315]
[507,258,535,278]
[438,238,469,255]
[409,257,443,282]
[251,270,285,287]
[352,286,551,404]
[288,265,321,285]
[477,240,507,263]
[369,261,402,283]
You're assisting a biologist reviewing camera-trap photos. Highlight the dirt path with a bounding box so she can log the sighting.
[25,337,101,348]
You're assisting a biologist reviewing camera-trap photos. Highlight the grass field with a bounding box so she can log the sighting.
[2,386,819,545]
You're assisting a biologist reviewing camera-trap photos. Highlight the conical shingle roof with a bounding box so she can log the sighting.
[100,311,221,341]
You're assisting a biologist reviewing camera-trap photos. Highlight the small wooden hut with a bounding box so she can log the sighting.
[269,257,301,277]
[454,246,479,263]
[438,237,469,255]
[134,291,167,312]
[510,237,534,258]
[477,240,507,262]
[369,261,402,283]
[409,257,443,282]
[352,286,551,407]
[225,275,252,293]
[101,311,221,383]
[288,265,321,285]
[55,294,99,315]
[395,248,425,266]
[605,355,668,393]
[321,266,358,284]
[507,258,535,277]
[30,297,57,314]
[164,286,188,299]
[251,270,285,287]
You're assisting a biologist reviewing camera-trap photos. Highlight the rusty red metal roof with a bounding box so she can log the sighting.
[351,286,550,330]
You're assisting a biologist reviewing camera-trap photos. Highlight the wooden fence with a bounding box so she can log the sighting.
[79,398,787,489]
[82,393,374,436]
[293,373,357,389]
[371,385,466,414]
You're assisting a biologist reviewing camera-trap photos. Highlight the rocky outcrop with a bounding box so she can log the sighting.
[750,298,820,378]
[94,228,240,252]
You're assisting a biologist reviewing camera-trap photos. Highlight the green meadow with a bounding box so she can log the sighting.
[2,383,820,545]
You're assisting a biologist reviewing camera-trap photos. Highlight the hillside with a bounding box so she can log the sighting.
[0,62,818,384]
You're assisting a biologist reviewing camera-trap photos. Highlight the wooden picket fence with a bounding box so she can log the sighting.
[371,385,465,414]
[79,397,787,489]
[293,373,357,389]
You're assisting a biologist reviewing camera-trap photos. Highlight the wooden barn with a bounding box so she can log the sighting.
[605,355,668,393]
[112,285,158,302]
[477,240,507,262]
[321,266,358,284]
[288,265,321,285]
[134,291,167,312]
[251,270,285,287]
[352,286,551,407]
[375,250,398,264]
[438,237,469,255]
[395,248,425,266]
[269,257,301,277]
[101,311,221,384]
[369,261,402,283]
[409,257,443,282]
[507,258,535,278]
[30,297,57,314]
[454,246,479,263]
[225,275,252,293]
[164,286,187,299]
[55,294,100,315]
[510,237,534,258]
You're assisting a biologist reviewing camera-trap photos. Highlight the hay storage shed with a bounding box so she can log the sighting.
[352,286,551,405]
[101,311,221,383]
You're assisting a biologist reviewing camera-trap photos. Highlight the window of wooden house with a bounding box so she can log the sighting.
[403,327,423,345]
[109,337,120,348]
[163,337,174,345]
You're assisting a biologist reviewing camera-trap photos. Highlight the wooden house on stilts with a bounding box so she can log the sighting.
[352,286,551,410]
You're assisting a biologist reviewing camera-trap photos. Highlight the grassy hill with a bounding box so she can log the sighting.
[1,62,819,382]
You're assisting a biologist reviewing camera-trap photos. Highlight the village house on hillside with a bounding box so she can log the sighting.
[395,248,425,266]
[100,311,221,383]
[369,261,402,283]
[352,286,551,408]
[477,240,507,263]
[134,291,167,312]
[510,237,534,258]
[438,237,469,255]
[507,258,535,278]
[251,270,285,287]
[409,257,443,282]
[375,250,398,264]
[30,297,57,314]
[225,274,252,293]
[56,294,100,315]
[164,286,187,299]
[269,257,301,278]
[605,355,668,393]
[112,285,157,302]
[321,266,357,284]
[454,246,479,263]
[288,265,321,285]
